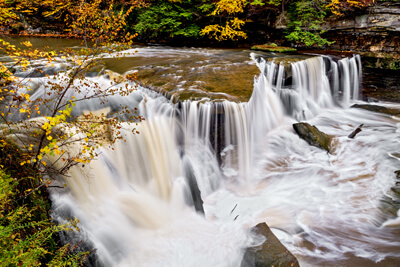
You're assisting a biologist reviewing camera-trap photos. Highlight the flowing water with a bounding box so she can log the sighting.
[5,43,400,266]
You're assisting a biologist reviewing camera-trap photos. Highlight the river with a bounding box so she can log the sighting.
[3,37,400,266]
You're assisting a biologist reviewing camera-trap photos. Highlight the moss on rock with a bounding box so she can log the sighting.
[251,44,297,53]
[241,223,299,267]
[351,104,400,116]
[293,122,331,152]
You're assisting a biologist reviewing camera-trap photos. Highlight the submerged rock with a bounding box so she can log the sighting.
[351,104,400,116]
[241,223,299,267]
[293,122,330,152]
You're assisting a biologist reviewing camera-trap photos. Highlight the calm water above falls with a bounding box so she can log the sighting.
[16,44,399,266]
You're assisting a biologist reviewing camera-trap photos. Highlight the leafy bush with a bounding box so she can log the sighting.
[0,139,90,266]
[286,26,333,47]
[134,1,203,39]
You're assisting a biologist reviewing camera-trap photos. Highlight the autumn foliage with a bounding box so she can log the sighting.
[328,0,375,16]
[1,0,144,174]
[0,0,378,45]
[0,0,149,264]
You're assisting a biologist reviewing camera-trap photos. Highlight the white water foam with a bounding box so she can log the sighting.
[35,52,400,266]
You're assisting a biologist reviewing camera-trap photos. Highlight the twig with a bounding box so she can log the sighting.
[230,203,237,215]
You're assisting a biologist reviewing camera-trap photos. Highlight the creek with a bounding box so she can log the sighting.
[4,39,400,266]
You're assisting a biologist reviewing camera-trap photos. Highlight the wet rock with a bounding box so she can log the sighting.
[351,104,400,116]
[293,122,330,152]
[379,170,400,224]
[242,223,299,267]
[209,112,225,165]
[183,158,204,214]
[361,67,400,103]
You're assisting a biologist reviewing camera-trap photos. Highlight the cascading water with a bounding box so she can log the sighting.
[17,49,400,266]
[256,54,362,120]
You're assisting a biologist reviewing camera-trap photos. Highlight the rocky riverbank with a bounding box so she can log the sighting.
[322,2,400,58]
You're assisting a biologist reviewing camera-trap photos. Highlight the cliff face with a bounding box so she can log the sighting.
[290,2,400,102]
[323,2,400,58]
[324,2,400,102]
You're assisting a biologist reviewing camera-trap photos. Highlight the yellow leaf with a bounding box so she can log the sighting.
[22,41,32,47]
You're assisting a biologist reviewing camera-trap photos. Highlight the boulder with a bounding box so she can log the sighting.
[78,107,113,142]
[351,104,400,116]
[242,223,299,267]
[104,69,125,83]
[293,122,330,152]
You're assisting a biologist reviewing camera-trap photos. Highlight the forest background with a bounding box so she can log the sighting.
[1,0,381,47]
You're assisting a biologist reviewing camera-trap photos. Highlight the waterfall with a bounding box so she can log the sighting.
[255,54,362,120]
[27,52,400,267]
[172,63,285,183]
[42,53,289,265]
